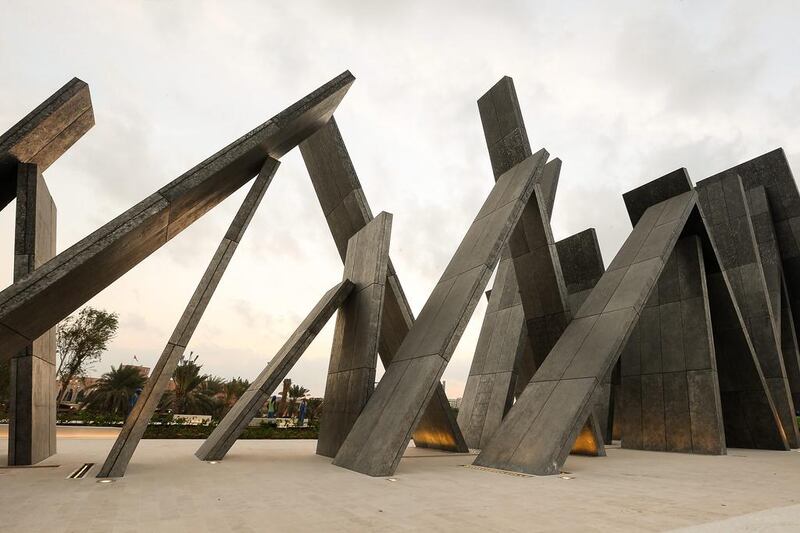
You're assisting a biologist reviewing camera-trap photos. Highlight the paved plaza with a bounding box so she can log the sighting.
[1,428,799,532]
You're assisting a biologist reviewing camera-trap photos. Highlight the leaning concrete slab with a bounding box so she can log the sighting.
[779,273,800,411]
[333,149,546,476]
[747,185,800,415]
[97,159,279,478]
[0,78,94,210]
[0,71,355,363]
[477,76,571,374]
[8,163,56,465]
[555,229,613,443]
[299,117,467,452]
[457,252,527,448]
[696,172,800,448]
[619,235,726,455]
[475,189,698,475]
[196,280,355,462]
[458,78,570,450]
[317,212,392,458]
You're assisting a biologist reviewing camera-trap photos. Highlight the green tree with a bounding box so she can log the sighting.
[161,353,216,415]
[56,307,119,403]
[287,384,309,417]
[83,364,146,416]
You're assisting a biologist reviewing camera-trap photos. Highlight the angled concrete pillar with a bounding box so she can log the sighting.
[8,163,56,465]
[475,189,702,475]
[299,117,467,452]
[619,235,725,454]
[478,77,571,374]
[696,172,800,447]
[196,280,354,462]
[0,71,355,362]
[747,185,800,413]
[555,229,613,444]
[779,273,800,411]
[333,149,546,476]
[458,252,526,448]
[0,78,94,211]
[97,159,279,477]
[458,76,570,450]
[317,212,392,458]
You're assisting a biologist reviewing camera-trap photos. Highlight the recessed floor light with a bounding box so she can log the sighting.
[208,461,218,464]
[96,479,115,484]
[386,478,397,482]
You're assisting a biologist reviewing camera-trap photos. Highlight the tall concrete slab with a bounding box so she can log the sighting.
[779,273,800,410]
[299,117,467,452]
[8,163,56,465]
[196,280,355,461]
[555,229,614,444]
[0,78,94,210]
[333,149,547,476]
[457,252,526,448]
[696,172,800,447]
[97,159,279,478]
[475,189,699,475]
[725,150,800,343]
[458,76,569,450]
[747,185,800,412]
[478,77,571,374]
[619,235,725,454]
[317,212,392,458]
[0,71,355,362]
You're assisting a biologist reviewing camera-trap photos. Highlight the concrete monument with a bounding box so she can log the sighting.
[317,213,392,458]
[333,149,547,476]
[97,159,279,478]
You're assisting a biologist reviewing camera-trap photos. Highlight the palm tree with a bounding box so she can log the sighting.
[161,353,216,415]
[287,384,309,417]
[83,364,146,416]
[305,397,323,425]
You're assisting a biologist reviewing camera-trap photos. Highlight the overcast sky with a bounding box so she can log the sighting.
[1,1,799,398]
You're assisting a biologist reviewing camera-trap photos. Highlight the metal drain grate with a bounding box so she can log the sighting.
[67,463,94,479]
[461,464,534,477]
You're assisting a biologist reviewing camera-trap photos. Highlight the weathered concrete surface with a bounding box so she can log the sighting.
[97,159,279,478]
[619,235,726,454]
[475,188,698,475]
[722,148,800,422]
[300,117,467,452]
[317,212,392,458]
[478,76,571,376]
[196,280,354,461]
[8,163,56,465]
[5,438,800,532]
[333,150,546,476]
[555,229,614,443]
[0,71,355,363]
[696,172,800,448]
[458,77,569,450]
[0,78,94,210]
[747,185,800,416]
[458,252,526,449]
